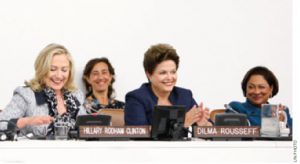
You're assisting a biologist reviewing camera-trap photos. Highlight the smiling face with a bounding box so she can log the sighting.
[147,60,177,95]
[86,62,113,94]
[44,54,70,91]
[246,74,273,107]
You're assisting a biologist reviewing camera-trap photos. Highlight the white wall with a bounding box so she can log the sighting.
[0,0,292,114]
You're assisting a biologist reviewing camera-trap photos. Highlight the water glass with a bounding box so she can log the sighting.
[260,104,280,137]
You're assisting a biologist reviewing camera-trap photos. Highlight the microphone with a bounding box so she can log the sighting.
[224,104,251,126]
[83,99,99,114]
[224,104,239,113]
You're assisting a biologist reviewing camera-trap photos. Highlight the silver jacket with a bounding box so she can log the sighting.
[0,86,86,137]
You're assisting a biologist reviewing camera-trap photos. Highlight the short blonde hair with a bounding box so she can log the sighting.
[25,43,76,92]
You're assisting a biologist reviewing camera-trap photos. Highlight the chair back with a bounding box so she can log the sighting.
[210,109,226,122]
[98,109,125,126]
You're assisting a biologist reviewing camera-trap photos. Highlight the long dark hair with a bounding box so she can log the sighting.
[82,57,115,99]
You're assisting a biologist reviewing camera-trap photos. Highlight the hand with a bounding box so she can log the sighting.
[27,116,54,125]
[195,102,212,126]
[17,116,54,129]
[184,105,200,127]
[184,102,211,128]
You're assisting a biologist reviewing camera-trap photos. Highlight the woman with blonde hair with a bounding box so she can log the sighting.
[0,43,86,138]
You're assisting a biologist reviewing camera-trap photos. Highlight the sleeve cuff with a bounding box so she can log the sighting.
[8,118,19,131]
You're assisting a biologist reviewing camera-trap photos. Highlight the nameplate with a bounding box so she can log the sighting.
[194,126,260,138]
[79,126,151,138]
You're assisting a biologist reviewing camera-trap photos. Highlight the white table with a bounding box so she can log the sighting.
[0,140,293,163]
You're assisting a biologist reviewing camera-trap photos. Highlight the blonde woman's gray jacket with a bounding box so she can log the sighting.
[0,86,86,137]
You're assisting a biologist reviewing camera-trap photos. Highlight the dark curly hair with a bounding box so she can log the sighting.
[241,66,279,98]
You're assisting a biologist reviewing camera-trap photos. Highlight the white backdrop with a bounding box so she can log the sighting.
[0,0,293,114]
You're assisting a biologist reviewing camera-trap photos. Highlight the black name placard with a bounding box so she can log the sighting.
[79,126,151,138]
[194,126,260,138]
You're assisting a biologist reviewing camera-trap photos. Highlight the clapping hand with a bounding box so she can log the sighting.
[184,102,212,127]
[195,102,211,126]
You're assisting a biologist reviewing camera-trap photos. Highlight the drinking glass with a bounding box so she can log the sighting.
[260,104,280,137]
